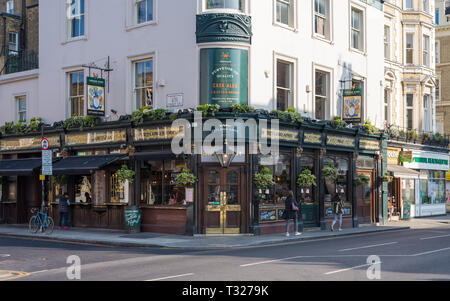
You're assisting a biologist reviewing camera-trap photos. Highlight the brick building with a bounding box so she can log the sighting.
[0,0,38,75]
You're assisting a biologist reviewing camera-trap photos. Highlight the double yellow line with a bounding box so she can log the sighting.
[0,270,30,281]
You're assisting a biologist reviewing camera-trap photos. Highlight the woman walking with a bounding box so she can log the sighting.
[284,190,302,237]
[331,193,344,232]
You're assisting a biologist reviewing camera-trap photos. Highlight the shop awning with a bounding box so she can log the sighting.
[0,158,43,176]
[52,154,127,175]
[387,165,419,179]
[132,151,182,161]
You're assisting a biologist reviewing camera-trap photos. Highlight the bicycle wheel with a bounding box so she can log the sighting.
[44,217,54,234]
[29,216,40,234]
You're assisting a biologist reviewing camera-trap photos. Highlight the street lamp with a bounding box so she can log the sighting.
[214,140,236,168]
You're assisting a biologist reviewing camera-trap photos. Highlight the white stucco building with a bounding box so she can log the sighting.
[0,0,386,128]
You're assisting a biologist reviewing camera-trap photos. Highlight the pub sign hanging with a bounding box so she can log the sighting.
[200,48,249,107]
[343,89,362,123]
[87,76,106,116]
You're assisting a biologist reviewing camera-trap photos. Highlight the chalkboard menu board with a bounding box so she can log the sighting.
[325,207,334,217]
[260,210,277,222]
[277,209,285,220]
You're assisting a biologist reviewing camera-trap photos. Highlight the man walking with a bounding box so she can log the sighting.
[59,193,71,230]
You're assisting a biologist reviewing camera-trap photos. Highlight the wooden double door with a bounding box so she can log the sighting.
[356,169,376,224]
[202,167,247,234]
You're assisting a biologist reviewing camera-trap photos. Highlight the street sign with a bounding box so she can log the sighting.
[41,138,50,150]
[42,150,52,176]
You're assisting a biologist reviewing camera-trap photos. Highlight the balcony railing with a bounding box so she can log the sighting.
[1,49,39,75]
[387,125,450,148]
[359,0,384,11]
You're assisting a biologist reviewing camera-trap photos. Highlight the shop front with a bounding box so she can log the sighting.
[403,150,449,217]
[0,132,62,225]
[386,147,420,220]
[132,123,192,235]
[47,126,131,229]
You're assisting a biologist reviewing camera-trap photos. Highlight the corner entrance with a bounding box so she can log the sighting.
[202,167,246,234]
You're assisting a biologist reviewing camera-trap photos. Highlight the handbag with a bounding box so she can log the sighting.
[291,200,299,211]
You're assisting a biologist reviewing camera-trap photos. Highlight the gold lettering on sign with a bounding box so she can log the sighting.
[359,140,379,151]
[0,136,60,151]
[303,133,322,144]
[261,128,298,142]
[66,129,126,146]
[134,126,184,141]
[327,136,355,148]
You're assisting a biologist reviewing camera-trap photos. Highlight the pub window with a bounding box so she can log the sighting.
[136,0,154,24]
[75,176,92,203]
[299,156,316,203]
[205,0,244,11]
[111,172,129,204]
[68,71,85,117]
[276,59,293,111]
[276,0,294,28]
[324,156,349,203]
[67,0,85,39]
[314,0,330,39]
[259,153,292,205]
[16,95,27,123]
[315,70,329,120]
[134,58,153,110]
[140,159,186,206]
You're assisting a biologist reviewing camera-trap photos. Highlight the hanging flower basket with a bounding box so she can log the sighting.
[297,169,317,188]
[115,165,136,184]
[253,167,275,191]
[175,168,197,188]
[355,174,371,186]
[381,172,393,183]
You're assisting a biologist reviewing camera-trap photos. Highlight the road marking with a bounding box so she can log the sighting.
[0,254,10,258]
[0,270,30,281]
[324,262,382,275]
[338,242,398,252]
[146,273,194,282]
[420,234,450,241]
[412,247,450,257]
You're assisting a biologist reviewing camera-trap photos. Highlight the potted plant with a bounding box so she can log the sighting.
[381,172,393,183]
[175,168,197,188]
[355,174,371,186]
[297,169,317,193]
[253,167,275,195]
[322,164,338,195]
[115,165,136,184]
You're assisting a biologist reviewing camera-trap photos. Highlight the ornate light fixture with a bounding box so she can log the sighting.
[214,140,236,168]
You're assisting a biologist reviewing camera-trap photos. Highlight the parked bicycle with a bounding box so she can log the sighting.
[29,207,54,234]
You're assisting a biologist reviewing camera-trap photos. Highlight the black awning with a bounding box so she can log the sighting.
[0,158,42,176]
[132,151,182,161]
[52,154,127,175]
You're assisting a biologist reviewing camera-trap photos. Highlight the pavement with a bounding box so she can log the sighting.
[0,217,431,249]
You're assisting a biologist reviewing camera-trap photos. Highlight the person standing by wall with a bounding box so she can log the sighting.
[59,192,71,230]
[284,190,302,237]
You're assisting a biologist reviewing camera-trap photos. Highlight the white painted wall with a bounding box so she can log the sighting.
[0,0,385,129]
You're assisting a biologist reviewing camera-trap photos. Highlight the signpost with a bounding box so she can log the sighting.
[41,138,52,210]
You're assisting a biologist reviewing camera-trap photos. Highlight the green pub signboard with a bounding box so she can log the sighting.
[200,48,249,107]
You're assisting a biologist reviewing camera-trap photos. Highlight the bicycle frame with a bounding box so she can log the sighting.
[32,209,49,229]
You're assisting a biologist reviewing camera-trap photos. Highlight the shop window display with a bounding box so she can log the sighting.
[420,170,446,205]
[75,176,92,203]
[258,153,292,205]
[140,159,186,206]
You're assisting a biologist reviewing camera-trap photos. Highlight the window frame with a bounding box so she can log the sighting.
[15,95,27,123]
[201,0,248,14]
[274,53,297,112]
[133,57,155,111]
[312,0,333,42]
[405,32,415,65]
[66,0,87,41]
[313,68,331,121]
[273,0,297,31]
[6,0,14,14]
[67,70,85,117]
[384,25,391,60]
[8,32,18,55]
[423,34,430,67]
[406,93,414,130]
[349,5,365,53]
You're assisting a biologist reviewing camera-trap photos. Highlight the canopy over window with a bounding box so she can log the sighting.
[52,154,127,175]
[0,158,42,176]
[387,165,419,179]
